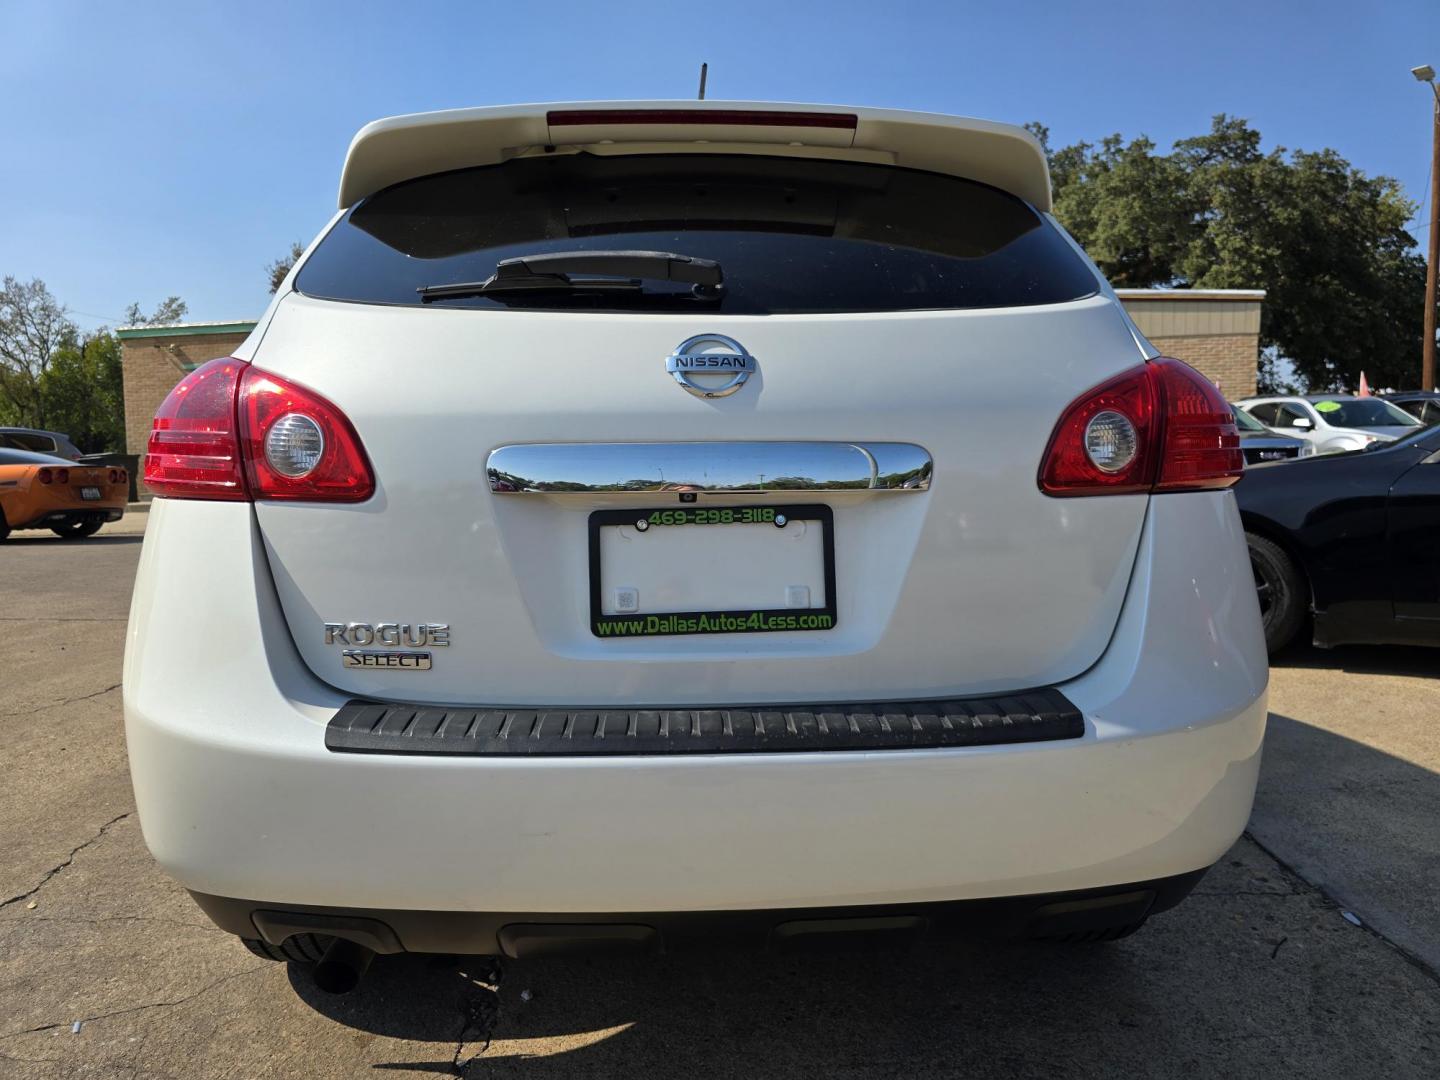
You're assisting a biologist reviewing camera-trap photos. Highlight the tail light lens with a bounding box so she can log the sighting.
[144,358,248,500]
[238,368,373,501]
[1153,360,1246,491]
[55,468,70,484]
[1040,357,1242,497]
[38,468,53,484]
[143,357,374,502]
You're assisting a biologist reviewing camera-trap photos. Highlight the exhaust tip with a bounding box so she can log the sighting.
[313,937,375,994]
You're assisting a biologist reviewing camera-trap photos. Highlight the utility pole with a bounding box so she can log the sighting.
[698,62,708,101]
[1414,65,1440,391]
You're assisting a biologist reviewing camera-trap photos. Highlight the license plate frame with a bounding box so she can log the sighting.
[80,486,101,501]
[588,503,837,638]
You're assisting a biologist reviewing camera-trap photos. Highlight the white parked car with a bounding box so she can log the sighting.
[1234,395,1421,455]
[124,101,1267,992]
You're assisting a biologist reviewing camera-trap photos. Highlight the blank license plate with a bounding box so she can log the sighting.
[588,504,837,637]
[80,487,101,500]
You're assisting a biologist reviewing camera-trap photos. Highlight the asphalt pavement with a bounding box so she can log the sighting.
[1,510,1437,1078]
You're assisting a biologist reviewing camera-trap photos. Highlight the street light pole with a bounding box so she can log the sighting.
[1415,65,1440,391]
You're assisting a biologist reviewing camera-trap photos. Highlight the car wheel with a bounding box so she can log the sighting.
[241,933,331,963]
[1247,533,1306,653]
[49,519,104,539]
[0,507,9,542]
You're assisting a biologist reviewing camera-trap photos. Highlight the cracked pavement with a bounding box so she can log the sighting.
[1,512,1438,1078]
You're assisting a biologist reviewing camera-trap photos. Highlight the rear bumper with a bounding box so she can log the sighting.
[124,493,1267,917]
[191,868,1208,957]
[10,499,124,529]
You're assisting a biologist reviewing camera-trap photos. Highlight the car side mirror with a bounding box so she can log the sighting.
[1290,417,1313,429]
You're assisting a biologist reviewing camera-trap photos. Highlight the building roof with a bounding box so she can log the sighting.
[1113,289,1265,302]
[116,320,257,340]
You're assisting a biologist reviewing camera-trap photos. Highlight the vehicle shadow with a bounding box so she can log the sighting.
[2,533,144,547]
[293,937,1152,1076]
[1270,639,1440,678]
[278,709,1440,1076]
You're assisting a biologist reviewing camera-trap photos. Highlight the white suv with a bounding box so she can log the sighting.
[1234,394,1421,454]
[124,102,1267,991]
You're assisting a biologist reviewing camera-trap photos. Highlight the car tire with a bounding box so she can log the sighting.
[0,507,9,542]
[50,519,104,539]
[241,933,332,963]
[1247,532,1306,653]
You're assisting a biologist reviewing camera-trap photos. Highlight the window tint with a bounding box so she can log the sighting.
[0,432,56,453]
[297,153,1099,315]
[1246,404,1280,425]
[1311,399,1419,428]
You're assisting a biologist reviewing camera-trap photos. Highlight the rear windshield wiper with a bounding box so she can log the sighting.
[418,250,724,302]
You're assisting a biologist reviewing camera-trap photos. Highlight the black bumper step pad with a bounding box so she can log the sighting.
[324,689,1084,756]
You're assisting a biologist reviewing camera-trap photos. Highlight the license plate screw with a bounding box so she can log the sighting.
[635,518,649,532]
[774,514,788,527]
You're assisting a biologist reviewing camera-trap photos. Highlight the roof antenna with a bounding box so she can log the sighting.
[697,62,708,100]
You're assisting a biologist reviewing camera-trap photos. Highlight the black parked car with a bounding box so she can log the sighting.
[1234,424,1440,652]
[0,425,123,466]
[1382,391,1440,427]
[1231,406,1309,464]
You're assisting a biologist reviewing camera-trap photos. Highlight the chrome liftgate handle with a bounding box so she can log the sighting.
[485,442,932,495]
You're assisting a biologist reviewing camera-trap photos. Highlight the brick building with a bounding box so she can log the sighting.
[118,321,255,496]
[1116,289,1265,398]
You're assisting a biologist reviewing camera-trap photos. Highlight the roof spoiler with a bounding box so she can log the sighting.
[336,101,1052,212]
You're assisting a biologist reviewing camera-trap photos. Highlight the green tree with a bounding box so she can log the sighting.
[0,278,186,451]
[267,241,304,294]
[0,276,74,429]
[1039,115,1431,391]
[39,332,125,452]
[124,296,188,327]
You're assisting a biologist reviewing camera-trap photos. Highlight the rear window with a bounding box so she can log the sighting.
[0,432,57,453]
[297,153,1099,315]
[1232,407,1266,432]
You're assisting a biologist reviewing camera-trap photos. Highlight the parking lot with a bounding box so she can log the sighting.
[1,513,1437,1079]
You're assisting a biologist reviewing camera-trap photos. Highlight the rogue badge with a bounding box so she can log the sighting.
[324,622,449,672]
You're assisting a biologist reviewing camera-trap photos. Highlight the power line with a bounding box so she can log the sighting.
[66,308,127,324]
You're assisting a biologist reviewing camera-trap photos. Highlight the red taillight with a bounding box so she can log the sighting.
[546,108,858,130]
[238,367,374,501]
[143,357,373,502]
[144,358,249,500]
[38,468,53,484]
[1152,359,1245,491]
[1039,357,1242,497]
[55,468,70,484]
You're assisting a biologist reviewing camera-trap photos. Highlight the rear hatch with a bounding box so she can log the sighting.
[248,114,1151,707]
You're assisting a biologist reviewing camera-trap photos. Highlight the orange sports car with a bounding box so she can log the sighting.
[0,448,127,540]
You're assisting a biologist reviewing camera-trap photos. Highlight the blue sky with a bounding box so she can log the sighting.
[2,0,1436,327]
